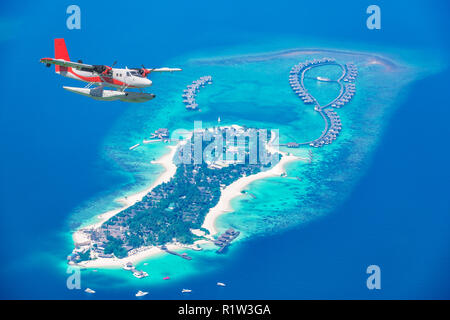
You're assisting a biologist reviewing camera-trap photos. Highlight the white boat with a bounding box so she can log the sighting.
[84,288,96,294]
[217,282,226,287]
[182,289,192,293]
[136,290,149,297]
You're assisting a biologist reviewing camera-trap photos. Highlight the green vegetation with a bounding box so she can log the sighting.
[78,249,91,262]
[104,236,128,258]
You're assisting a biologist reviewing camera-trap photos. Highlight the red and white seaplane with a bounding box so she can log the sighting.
[40,39,182,102]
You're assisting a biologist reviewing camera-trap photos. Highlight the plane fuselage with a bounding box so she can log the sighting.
[58,67,152,89]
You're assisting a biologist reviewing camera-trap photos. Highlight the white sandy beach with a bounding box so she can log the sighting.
[76,242,204,269]
[73,144,179,246]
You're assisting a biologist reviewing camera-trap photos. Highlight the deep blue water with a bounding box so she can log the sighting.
[0,0,449,299]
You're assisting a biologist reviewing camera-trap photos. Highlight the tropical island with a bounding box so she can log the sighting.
[69,125,284,265]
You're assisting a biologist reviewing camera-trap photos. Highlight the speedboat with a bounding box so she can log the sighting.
[182,289,192,293]
[136,290,149,297]
[217,282,226,287]
[84,288,96,294]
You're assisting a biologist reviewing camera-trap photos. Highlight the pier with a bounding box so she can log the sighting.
[161,245,192,260]
[123,262,149,279]
[214,228,240,253]
[288,58,358,148]
[182,76,213,111]
[150,128,169,140]
[242,190,257,198]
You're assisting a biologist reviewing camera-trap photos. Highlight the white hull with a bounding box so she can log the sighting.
[136,290,149,297]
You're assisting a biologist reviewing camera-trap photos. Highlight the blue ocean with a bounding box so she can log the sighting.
[0,0,449,299]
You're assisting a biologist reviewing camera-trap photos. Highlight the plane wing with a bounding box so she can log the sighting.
[150,67,182,72]
[40,58,94,71]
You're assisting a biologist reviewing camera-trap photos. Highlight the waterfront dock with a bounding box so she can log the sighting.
[150,128,170,140]
[161,245,192,260]
[182,76,213,111]
[241,190,257,198]
[214,228,240,253]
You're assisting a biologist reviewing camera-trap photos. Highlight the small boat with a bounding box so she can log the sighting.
[136,290,149,297]
[163,276,170,280]
[84,288,96,294]
[217,282,226,287]
[182,289,192,293]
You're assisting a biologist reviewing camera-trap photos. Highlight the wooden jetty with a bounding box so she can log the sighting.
[161,246,192,260]
[214,228,240,254]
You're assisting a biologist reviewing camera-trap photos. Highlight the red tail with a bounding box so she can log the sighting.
[54,38,70,73]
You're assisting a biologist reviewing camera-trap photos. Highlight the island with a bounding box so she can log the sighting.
[69,125,283,265]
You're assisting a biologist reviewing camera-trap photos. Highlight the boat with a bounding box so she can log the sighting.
[84,288,96,294]
[217,282,226,287]
[182,289,192,293]
[136,290,149,297]
[163,276,170,280]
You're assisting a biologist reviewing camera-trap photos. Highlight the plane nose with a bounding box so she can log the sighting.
[144,79,152,87]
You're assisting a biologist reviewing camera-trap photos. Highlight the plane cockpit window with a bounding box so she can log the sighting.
[126,72,131,77]
[130,71,142,77]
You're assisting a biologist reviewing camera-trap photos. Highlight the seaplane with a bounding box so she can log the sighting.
[40,39,182,103]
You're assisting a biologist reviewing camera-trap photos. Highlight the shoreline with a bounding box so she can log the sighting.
[76,242,207,269]
[72,128,306,268]
[72,144,179,246]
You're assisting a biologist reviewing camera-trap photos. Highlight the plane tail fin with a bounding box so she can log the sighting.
[54,38,70,73]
